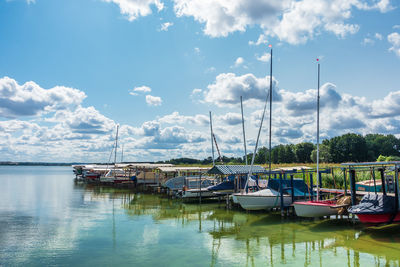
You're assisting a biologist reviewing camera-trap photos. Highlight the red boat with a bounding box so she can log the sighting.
[349,194,400,224]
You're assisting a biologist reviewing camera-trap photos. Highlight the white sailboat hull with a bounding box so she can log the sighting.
[293,201,338,217]
[181,189,215,199]
[235,189,292,210]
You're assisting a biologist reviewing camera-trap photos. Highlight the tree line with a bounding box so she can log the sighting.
[159,133,400,165]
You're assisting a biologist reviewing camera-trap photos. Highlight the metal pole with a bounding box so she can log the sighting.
[350,169,356,206]
[244,90,270,192]
[316,62,320,201]
[240,96,248,165]
[209,111,215,166]
[268,48,273,178]
[114,124,119,165]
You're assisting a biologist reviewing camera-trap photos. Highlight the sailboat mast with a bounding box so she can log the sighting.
[240,96,248,165]
[268,47,273,178]
[209,111,215,166]
[316,62,320,201]
[114,124,119,166]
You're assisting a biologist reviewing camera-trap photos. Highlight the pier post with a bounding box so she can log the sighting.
[310,173,314,201]
[290,174,294,203]
[349,169,356,206]
[342,168,347,196]
[280,172,284,216]
[379,168,386,195]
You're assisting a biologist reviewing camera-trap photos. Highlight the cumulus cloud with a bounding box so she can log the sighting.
[233,57,244,67]
[160,22,173,31]
[129,85,152,95]
[388,32,400,57]
[103,0,164,21]
[173,0,391,45]
[158,111,209,126]
[281,83,342,116]
[54,106,116,134]
[256,52,271,62]
[0,76,86,118]
[145,95,162,106]
[249,34,269,46]
[217,112,243,126]
[203,73,280,107]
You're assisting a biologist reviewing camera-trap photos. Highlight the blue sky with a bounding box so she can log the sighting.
[1,0,400,162]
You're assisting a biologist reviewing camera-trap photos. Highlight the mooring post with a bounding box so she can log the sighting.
[310,173,314,201]
[280,172,284,216]
[199,173,202,205]
[379,168,386,195]
[290,174,294,203]
[349,169,356,206]
[342,168,347,196]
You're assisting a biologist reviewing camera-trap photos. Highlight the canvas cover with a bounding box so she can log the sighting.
[348,194,397,215]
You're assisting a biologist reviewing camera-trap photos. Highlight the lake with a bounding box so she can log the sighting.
[1,166,400,266]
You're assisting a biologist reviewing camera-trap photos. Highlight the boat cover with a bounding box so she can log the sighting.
[267,179,314,197]
[348,194,397,215]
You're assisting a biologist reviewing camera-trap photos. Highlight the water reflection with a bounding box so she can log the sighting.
[1,167,400,267]
[100,184,400,267]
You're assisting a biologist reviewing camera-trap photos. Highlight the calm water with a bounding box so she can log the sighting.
[1,166,400,266]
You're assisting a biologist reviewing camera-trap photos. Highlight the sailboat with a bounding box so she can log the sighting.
[234,47,293,211]
[293,60,339,218]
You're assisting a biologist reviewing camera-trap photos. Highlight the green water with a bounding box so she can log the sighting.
[1,166,400,266]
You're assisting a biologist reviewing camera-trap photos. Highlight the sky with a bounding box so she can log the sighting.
[0,0,400,162]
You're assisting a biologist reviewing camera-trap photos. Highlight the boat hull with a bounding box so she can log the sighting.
[236,194,292,210]
[293,201,338,217]
[182,189,215,199]
[356,212,400,224]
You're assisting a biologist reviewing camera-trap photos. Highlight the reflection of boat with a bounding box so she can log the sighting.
[348,194,400,224]
[235,188,292,210]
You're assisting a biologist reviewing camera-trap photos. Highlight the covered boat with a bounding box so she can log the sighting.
[235,188,292,210]
[348,194,400,224]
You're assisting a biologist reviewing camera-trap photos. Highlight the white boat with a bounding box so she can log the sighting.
[181,188,216,200]
[293,200,338,217]
[235,188,292,210]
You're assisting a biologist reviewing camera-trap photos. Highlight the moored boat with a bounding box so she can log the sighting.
[348,194,400,224]
[235,188,292,210]
[293,200,338,217]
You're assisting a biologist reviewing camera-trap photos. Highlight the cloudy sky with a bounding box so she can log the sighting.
[1,0,400,162]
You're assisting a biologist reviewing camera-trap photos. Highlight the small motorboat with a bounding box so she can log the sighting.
[348,194,400,224]
[293,200,339,218]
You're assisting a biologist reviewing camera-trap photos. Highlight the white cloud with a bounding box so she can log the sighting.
[57,106,116,134]
[145,95,162,106]
[375,32,383,40]
[394,25,400,29]
[130,85,152,96]
[103,0,164,21]
[158,111,208,126]
[173,0,391,45]
[388,32,400,57]
[217,112,242,125]
[256,52,271,62]
[233,57,244,67]
[203,72,279,107]
[249,34,268,46]
[362,37,374,45]
[194,47,200,54]
[160,22,173,31]
[0,76,86,118]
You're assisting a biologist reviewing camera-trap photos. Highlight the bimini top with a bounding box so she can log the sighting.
[207,165,266,175]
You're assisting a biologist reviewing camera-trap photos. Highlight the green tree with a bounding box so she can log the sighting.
[294,142,315,163]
